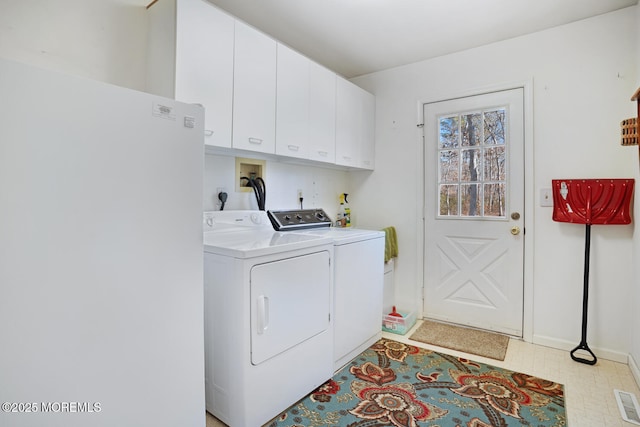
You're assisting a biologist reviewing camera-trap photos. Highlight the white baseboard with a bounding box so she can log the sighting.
[532,334,629,364]
[630,354,640,390]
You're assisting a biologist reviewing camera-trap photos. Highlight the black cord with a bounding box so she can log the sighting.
[218,192,227,210]
[255,177,266,210]
[240,176,266,210]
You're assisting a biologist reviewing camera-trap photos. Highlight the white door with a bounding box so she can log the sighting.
[423,88,524,336]
[250,251,331,365]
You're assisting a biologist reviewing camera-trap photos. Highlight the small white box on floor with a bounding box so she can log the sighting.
[382,309,416,335]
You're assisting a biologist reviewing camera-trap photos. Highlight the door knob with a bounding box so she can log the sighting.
[510,226,521,235]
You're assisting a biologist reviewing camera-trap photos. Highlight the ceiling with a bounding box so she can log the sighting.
[206,0,638,78]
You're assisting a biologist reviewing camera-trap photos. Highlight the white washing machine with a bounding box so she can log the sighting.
[269,210,385,371]
[203,210,334,427]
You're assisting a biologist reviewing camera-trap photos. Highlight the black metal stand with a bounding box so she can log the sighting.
[569,223,598,365]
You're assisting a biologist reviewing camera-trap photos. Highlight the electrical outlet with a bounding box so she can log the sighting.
[540,188,553,207]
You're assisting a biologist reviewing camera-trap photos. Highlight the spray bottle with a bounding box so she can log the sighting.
[336,193,346,227]
[343,193,351,227]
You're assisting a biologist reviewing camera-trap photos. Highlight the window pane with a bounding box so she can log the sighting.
[434,106,509,219]
[439,116,459,148]
[461,113,481,147]
[461,183,481,216]
[439,184,458,216]
[484,109,505,145]
[461,148,481,182]
[484,146,506,181]
[483,183,506,217]
[439,150,459,182]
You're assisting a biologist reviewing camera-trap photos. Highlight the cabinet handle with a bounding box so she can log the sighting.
[204,130,214,137]
[317,151,328,156]
[362,160,371,165]
[257,295,269,335]
[287,144,299,151]
[342,156,352,161]
[248,137,263,145]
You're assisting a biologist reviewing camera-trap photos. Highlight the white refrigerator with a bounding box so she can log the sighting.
[0,58,205,427]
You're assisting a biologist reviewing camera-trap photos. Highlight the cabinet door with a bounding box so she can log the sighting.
[333,238,384,364]
[335,77,360,167]
[233,21,277,153]
[275,44,309,159]
[308,62,336,163]
[146,0,234,148]
[336,77,375,169]
[359,90,375,170]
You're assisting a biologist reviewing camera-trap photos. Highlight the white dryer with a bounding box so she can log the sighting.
[203,210,334,427]
[269,210,385,371]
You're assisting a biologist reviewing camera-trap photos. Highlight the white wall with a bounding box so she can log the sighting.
[631,4,640,386]
[352,7,638,360]
[203,153,351,214]
[0,0,148,91]
[0,0,352,218]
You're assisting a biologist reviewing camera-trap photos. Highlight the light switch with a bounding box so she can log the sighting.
[540,188,553,207]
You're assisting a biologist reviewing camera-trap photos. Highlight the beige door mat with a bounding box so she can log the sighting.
[409,319,510,361]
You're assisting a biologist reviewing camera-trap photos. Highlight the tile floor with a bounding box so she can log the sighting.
[206,320,640,426]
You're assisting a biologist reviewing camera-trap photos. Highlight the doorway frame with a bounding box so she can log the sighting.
[415,79,534,343]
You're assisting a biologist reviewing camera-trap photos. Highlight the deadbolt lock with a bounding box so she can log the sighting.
[511,212,521,220]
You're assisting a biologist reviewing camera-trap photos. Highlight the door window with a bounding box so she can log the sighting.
[438,108,507,218]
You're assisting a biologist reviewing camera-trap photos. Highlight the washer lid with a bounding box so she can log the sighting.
[204,229,332,258]
[295,227,384,245]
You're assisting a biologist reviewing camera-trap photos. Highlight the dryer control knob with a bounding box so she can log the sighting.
[250,213,261,224]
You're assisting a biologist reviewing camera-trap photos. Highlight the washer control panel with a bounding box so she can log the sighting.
[268,209,332,231]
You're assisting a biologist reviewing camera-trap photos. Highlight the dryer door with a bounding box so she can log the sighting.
[250,250,331,365]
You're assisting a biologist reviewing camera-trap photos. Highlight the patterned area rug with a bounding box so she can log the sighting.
[266,338,566,427]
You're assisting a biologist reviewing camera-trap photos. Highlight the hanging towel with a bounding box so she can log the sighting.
[382,226,398,262]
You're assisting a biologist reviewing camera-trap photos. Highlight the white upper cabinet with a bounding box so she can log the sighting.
[308,62,337,164]
[232,21,277,154]
[146,0,234,148]
[359,89,375,169]
[335,78,358,168]
[275,44,337,162]
[146,0,373,169]
[276,44,310,159]
[336,77,375,170]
